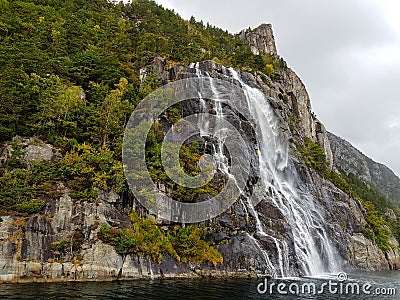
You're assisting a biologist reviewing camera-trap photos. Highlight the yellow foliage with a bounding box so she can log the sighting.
[264,64,274,77]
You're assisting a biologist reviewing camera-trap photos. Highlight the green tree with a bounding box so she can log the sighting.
[95,77,133,148]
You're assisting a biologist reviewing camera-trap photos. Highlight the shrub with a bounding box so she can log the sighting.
[145,125,224,203]
[99,213,222,266]
[361,201,391,251]
[170,225,223,266]
[14,199,45,214]
[59,143,126,198]
[264,64,274,78]
[52,239,70,252]
[296,138,327,176]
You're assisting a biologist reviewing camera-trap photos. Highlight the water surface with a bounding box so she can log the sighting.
[0,272,398,299]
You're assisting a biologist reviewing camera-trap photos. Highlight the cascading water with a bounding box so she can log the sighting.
[189,63,338,277]
[229,67,338,276]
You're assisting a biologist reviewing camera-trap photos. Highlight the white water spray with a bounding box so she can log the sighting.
[190,63,338,277]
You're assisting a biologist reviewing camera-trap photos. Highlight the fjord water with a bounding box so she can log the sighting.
[1,272,398,299]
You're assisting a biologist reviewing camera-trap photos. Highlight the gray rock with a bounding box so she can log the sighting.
[347,233,389,270]
[23,138,57,166]
[238,24,277,55]
[385,237,400,270]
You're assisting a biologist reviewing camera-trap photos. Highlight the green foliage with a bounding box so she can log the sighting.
[166,104,181,124]
[0,170,38,213]
[0,158,65,214]
[179,141,202,175]
[59,143,126,197]
[93,78,134,148]
[98,214,177,262]
[99,213,222,266]
[345,172,393,211]
[0,0,287,213]
[145,126,225,203]
[34,75,84,134]
[361,201,391,251]
[129,212,177,262]
[169,225,223,266]
[138,70,161,100]
[15,199,45,214]
[296,138,327,176]
[99,224,136,256]
[0,0,9,12]
[261,53,287,76]
[337,171,397,251]
[52,239,70,252]
[4,141,27,169]
[264,64,275,78]
[323,168,396,251]
[0,141,126,212]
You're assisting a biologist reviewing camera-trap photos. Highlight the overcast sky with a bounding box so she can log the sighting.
[153,0,400,176]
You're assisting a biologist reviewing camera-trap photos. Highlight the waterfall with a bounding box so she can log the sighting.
[189,63,337,277]
[229,67,338,276]
[148,258,154,279]
[192,65,283,276]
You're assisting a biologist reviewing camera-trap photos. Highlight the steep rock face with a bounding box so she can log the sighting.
[0,184,274,281]
[257,67,334,168]
[238,23,277,55]
[347,233,389,270]
[237,23,400,270]
[166,61,396,273]
[328,131,400,205]
[0,184,136,282]
[238,24,333,168]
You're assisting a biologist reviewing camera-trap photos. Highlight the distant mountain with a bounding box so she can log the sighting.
[328,131,400,208]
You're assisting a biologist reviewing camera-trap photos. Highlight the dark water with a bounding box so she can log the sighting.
[0,272,399,299]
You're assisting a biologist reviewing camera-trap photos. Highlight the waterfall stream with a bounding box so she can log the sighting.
[189,64,338,277]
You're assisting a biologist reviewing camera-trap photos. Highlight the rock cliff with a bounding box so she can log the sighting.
[239,24,334,169]
[238,24,277,55]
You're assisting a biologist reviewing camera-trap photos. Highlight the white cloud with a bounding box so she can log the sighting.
[378,0,400,37]
[154,0,174,10]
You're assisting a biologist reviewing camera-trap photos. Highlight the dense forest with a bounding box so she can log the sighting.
[0,0,277,210]
[0,0,276,142]
[0,0,399,259]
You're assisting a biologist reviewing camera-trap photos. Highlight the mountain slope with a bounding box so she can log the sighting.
[328,131,400,209]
